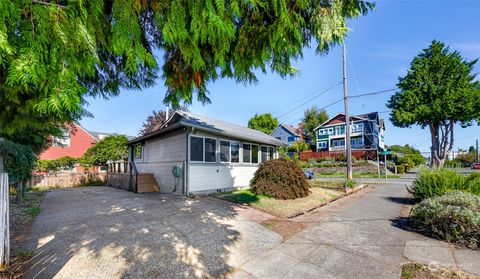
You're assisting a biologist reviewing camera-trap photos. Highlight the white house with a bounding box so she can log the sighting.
[126,111,285,195]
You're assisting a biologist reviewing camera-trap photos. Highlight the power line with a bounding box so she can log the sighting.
[273,79,342,115]
[287,98,344,125]
[349,88,397,99]
[276,81,342,120]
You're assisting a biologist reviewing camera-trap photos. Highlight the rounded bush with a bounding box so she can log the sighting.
[410,191,480,249]
[250,159,310,200]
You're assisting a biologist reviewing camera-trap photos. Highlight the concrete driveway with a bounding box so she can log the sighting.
[21,187,281,279]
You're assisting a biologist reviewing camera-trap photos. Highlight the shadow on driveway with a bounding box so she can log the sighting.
[21,187,280,278]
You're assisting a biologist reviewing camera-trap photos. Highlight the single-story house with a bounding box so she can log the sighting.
[127,111,285,195]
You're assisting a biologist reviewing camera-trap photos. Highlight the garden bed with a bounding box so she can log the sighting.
[401,263,478,279]
[217,187,342,218]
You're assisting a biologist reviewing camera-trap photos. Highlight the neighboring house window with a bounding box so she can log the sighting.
[190,136,204,162]
[231,141,240,163]
[335,126,345,135]
[275,137,281,140]
[331,139,345,147]
[204,138,217,162]
[252,145,259,164]
[318,129,327,135]
[135,144,142,158]
[220,140,230,162]
[268,147,274,160]
[351,123,364,133]
[318,141,327,149]
[351,138,364,148]
[287,136,295,142]
[261,146,268,162]
[328,128,334,135]
[54,128,71,147]
[243,143,251,163]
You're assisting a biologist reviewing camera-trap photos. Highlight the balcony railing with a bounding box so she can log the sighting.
[330,144,364,151]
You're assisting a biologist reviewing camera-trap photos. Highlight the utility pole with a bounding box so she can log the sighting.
[342,44,353,180]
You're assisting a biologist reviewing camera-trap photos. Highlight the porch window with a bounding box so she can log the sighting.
[268,147,274,160]
[134,144,142,159]
[231,141,240,163]
[318,141,327,149]
[243,143,251,163]
[190,136,204,162]
[220,140,230,162]
[205,138,217,162]
[261,146,268,162]
[252,145,259,164]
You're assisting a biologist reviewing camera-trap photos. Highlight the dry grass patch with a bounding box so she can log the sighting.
[401,263,479,279]
[218,187,341,218]
[261,219,306,240]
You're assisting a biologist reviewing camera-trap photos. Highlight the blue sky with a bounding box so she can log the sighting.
[81,0,480,154]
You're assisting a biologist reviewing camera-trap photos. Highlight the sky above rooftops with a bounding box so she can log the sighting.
[81,1,480,154]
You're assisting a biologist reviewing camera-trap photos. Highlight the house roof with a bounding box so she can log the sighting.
[129,111,286,146]
[276,124,310,139]
[313,112,384,130]
[88,130,136,141]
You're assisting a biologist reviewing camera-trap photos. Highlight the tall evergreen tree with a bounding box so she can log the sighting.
[387,41,480,168]
[0,0,373,136]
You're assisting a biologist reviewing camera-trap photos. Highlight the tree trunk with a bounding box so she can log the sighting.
[15,181,22,203]
[429,121,455,169]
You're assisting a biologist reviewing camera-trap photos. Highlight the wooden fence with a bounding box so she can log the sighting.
[29,172,107,189]
[299,150,378,161]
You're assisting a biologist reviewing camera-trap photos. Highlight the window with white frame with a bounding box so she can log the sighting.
[328,128,334,135]
[190,136,204,162]
[231,141,240,163]
[318,141,327,149]
[243,143,251,163]
[261,146,268,162]
[351,123,364,133]
[252,145,259,164]
[190,136,217,163]
[268,147,274,160]
[220,140,230,162]
[351,137,364,147]
[205,138,217,162]
[134,144,142,158]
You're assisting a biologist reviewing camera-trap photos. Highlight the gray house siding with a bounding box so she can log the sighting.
[133,129,186,194]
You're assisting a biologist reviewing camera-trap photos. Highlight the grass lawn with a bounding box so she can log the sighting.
[401,263,478,279]
[217,187,342,218]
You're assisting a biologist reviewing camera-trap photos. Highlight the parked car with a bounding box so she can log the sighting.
[471,163,480,170]
[304,170,315,179]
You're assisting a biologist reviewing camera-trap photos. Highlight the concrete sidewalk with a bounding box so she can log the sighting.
[232,176,480,278]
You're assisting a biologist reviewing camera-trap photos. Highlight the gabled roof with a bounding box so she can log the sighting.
[275,124,310,139]
[129,111,285,146]
[313,112,384,131]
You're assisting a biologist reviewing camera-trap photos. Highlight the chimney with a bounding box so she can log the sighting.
[298,123,304,142]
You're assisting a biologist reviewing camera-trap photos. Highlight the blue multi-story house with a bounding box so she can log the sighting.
[270,124,311,146]
[314,112,385,152]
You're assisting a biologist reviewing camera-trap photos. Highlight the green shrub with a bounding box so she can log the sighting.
[345,180,358,189]
[463,172,480,196]
[35,156,77,173]
[410,168,480,200]
[409,168,465,200]
[396,165,405,174]
[410,191,480,249]
[251,159,310,200]
[0,140,36,184]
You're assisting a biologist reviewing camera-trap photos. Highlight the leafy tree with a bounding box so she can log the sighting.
[288,141,309,152]
[303,106,328,145]
[0,140,36,184]
[140,107,188,136]
[80,135,129,167]
[469,146,476,153]
[387,41,480,168]
[248,113,279,135]
[1,0,373,135]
